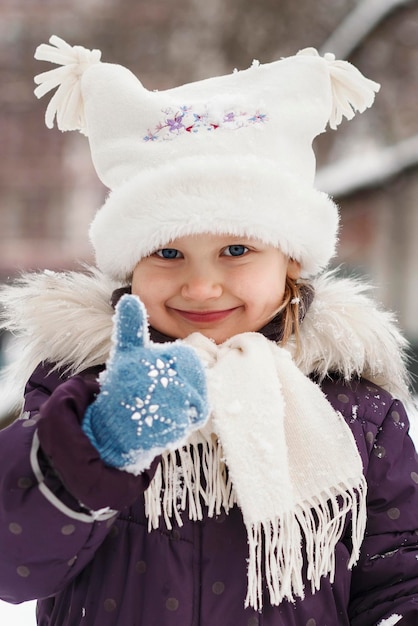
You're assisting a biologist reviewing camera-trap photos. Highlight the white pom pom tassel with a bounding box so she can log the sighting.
[34,35,102,133]
[297,48,380,130]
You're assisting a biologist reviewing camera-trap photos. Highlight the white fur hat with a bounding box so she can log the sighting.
[34,36,379,281]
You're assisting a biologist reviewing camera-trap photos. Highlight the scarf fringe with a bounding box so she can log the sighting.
[144,438,367,611]
[245,475,368,610]
[144,434,237,532]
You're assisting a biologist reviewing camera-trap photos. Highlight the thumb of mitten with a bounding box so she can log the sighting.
[112,294,149,354]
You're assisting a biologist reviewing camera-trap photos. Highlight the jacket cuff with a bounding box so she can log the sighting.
[37,373,161,511]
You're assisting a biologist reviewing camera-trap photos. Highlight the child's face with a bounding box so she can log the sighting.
[132,233,301,344]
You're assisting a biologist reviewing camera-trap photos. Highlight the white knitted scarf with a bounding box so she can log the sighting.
[144,332,367,610]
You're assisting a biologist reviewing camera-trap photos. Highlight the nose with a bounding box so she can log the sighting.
[180,267,223,301]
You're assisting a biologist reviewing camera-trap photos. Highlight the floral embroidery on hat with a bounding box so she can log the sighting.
[143,105,268,142]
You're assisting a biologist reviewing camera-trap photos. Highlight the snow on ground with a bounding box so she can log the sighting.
[0,600,36,625]
[377,614,402,626]
[408,398,418,448]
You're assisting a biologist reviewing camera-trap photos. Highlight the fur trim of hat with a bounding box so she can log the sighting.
[90,156,339,280]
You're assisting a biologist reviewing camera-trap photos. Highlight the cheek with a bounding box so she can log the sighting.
[132,283,157,308]
[254,272,288,312]
[131,267,155,303]
[242,265,287,298]
[131,268,173,318]
[131,272,143,298]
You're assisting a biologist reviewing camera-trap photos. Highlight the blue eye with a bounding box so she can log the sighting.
[223,245,248,257]
[155,248,182,259]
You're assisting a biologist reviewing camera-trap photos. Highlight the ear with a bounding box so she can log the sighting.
[287,258,301,280]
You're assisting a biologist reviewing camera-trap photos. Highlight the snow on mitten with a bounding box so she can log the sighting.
[82,294,209,474]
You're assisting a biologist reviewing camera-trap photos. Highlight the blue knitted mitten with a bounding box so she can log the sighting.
[82,294,209,473]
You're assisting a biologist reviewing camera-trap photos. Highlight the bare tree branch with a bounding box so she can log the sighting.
[316,134,418,197]
[320,0,416,59]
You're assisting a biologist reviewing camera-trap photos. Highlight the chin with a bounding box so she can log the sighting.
[201,330,232,344]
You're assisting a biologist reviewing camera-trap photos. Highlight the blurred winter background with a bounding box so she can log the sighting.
[1,0,418,623]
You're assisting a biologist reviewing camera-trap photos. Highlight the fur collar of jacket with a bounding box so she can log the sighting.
[0,266,412,411]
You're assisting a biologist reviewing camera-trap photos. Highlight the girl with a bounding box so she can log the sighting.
[0,36,417,625]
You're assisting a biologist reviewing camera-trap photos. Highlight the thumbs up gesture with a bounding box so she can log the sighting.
[82,295,209,474]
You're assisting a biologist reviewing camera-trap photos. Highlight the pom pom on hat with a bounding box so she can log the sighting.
[296,48,380,129]
[34,36,101,133]
[34,36,380,280]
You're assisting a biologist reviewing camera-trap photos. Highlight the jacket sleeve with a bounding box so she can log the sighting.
[348,396,418,625]
[0,364,160,603]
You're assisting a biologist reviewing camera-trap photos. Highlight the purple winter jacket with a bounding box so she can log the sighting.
[0,331,418,625]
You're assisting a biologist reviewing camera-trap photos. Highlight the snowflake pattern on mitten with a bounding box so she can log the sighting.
[82,294,209,474]
[120,353,201,443]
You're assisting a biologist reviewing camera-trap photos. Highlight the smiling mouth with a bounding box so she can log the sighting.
[171,308,239,323]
